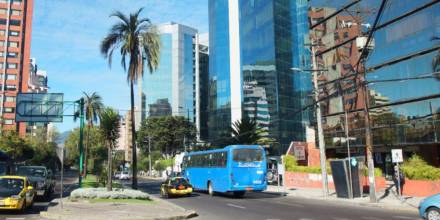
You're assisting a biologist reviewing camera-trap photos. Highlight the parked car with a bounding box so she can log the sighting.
[119,171,131,180]
[0,176,36,211]
[160,177,192,198]
[114,171,121,179]
[16,166,55,198]
[419,193,440,220]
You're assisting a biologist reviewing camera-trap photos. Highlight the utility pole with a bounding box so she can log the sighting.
[363,79,377,202]
[78,98,85,188]
[310,44,329,197]
[148,136,152,176]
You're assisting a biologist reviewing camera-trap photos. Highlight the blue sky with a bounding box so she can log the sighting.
[31,0,209,132]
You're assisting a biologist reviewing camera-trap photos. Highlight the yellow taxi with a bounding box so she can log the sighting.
[160,177,193,198]
[0,176,35,211]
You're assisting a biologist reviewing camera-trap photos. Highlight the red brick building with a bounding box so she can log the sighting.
[0,0,33,136]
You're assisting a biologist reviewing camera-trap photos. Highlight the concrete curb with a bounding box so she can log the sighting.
[262,191,418,214]
[39,197,198,220]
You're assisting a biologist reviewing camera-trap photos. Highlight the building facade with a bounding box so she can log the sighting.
[141,22,197,122]
[0,0,33,136]
[207,0,312,152]
[307,0,440,174]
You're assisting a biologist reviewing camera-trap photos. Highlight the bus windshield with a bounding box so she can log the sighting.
[233,148,263,162]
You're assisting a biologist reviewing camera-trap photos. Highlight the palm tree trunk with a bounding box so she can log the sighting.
[107,141,112,192]
[130,81,137,189]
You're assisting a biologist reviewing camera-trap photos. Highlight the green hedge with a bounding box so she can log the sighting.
[402,155,440,180]
[284,155,382,177]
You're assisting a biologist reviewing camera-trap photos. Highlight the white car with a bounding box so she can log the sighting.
[114,171,121,179]
[119,171,131,180]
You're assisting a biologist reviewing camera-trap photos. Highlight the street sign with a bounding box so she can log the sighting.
[391,149,403,163]
[16,93,64,122]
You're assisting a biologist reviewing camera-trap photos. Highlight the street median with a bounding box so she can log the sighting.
[40,189,197,220]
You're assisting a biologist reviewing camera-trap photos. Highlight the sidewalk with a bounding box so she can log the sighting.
[265,184,421,213]
[40,197,197,220]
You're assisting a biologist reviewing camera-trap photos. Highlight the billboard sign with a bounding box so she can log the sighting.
[16,93,64,122]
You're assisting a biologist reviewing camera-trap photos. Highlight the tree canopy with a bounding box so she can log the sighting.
[137,116,196,157]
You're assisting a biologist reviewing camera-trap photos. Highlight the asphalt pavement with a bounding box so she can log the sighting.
[0,170,78,220]
[136,177,420,220]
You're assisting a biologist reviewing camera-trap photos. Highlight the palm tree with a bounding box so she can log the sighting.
[82,92,103,177]
[99,107,120,191]
[231,117,262,145]
[100,8,160,189]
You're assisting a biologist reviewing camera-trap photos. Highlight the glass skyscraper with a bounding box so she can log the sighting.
[141,22,197,122]
[308,0,440,172]
[208,0,312,152]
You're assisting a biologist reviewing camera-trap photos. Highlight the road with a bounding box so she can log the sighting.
[0,170,78,220]
[136,178,420,220]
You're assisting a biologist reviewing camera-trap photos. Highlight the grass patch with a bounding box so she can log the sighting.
[89,198,153,205]
[82,175,122,188]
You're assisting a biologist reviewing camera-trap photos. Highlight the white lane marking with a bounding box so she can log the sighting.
[6,218,25,220]
[393,216,415,219]
[226,203,246,209]
[332,218,352,220]
[298,218,314,220]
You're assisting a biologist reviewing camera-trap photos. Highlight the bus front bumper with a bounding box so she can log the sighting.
[230,184,267,192]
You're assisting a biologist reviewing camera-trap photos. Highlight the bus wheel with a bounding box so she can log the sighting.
[233,191,245,198]
[208,182,215,196]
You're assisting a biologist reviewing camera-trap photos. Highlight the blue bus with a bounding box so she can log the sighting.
[181,145,267,197]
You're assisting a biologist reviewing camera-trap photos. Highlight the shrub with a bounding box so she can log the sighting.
[70,188,150,200]
[361,167,383,177]
[284,155,322,174]
[154,158,174,172]
[402,155,440,180]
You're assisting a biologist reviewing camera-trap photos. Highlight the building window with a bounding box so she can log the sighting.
[0,19,6,25]
[11,10,20,16]
[7,52,17,58]
[9,20,20,26]
[5,96,15,102]
[7,63,17,69]
[4,119,14,125]
[0,30,5,35]
[9,31,19,36]
[0,9,6,14]
[0,52,3,57]
[8,42,18,47]
[12,0,21,5]
[0,0,7,3]
[4,107,14,113]
[5,84,16,91]
[6,74,16,80]
[0,63,3,68]
[343,32,349,38]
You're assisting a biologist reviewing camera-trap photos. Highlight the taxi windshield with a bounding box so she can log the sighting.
[0,178,24,197]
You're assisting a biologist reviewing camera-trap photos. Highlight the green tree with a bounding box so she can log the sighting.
[0,131,34,161]
[26,127,60,170]
[101,8,160,189]
[99,107,120,191]
[64,127,105,171]
[137,116,196,157]
[230,117,262,145]
[81,92,104,177]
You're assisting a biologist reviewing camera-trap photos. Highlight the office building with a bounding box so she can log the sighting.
[207,0,312,151]
[141,22,196,122]
[0,0,34,136]
[308,0,440,172]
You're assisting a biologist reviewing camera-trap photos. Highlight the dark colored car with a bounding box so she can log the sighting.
[16,166,55,198]
[160,177,193,198]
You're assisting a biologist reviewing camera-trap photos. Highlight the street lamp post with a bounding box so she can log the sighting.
[291,47,329,197]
